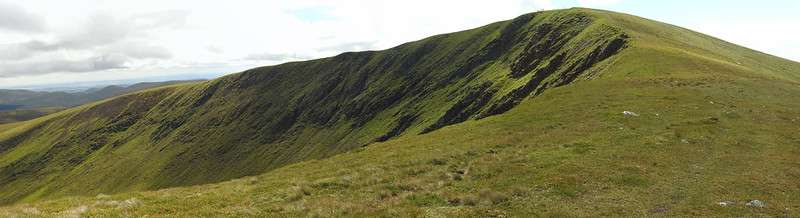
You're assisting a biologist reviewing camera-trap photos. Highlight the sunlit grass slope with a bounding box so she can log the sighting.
[0,7,799,217]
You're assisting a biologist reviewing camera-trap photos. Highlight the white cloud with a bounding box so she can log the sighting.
[0,1,45,32]
[687,19,800,62]
[0,5,184,79]
[530,0,556,10]
[577,0,624,7]
[242,53,310,62]
[0,54,128,77]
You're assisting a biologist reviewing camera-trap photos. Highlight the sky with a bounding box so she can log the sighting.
[0,0,798,89]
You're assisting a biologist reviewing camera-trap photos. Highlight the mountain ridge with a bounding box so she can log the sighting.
[0,8,634,204]
[0,8,799,217]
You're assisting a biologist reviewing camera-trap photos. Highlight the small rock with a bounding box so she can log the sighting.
[718,201,735,206]
[746,200,765,207]
[120,198,142,208]
[623,111,639,117]
[650,205,669,214]
[21,207,41,215]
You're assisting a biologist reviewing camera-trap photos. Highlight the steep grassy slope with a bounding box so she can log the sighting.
[1,7,799,217]
[0,9,634,204]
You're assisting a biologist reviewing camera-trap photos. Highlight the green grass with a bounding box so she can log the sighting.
[0,107,64,124]
[0,7,799,217]
[0,123,20,132]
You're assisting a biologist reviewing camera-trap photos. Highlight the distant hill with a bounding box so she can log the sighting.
[0,8,799,217]
[0,80,202,124]
[0,107,62,124]
[0,80,202,110]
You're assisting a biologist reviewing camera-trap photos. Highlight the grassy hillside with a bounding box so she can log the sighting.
[0,7,799,217]
[0,8,633,204]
